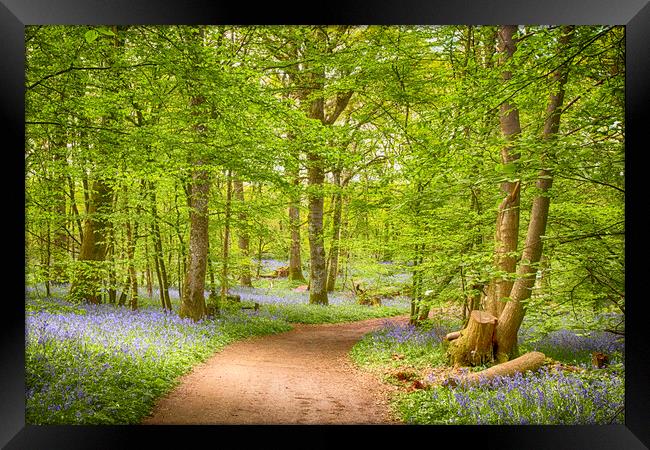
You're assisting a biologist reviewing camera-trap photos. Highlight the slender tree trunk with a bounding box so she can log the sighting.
[256,236,264,278]
[207,253,219,309]
[144,242,153,299]
[151,237,165,308]
[304,72,353,304]
[417,273,455,321]
[410,242,425,325]
[107,246,117,304]
[233,177,252,287]
[326,170,343,292]
[49,145,68,283]
[122,184,139,311]
[149,181,171,310]
[67,175,83,252]
[288,165,307,283]
[220,170,233,302]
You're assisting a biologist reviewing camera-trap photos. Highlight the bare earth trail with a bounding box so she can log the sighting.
[142,314,410,425]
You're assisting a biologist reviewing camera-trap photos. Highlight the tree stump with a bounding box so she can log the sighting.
[447,310,497,367]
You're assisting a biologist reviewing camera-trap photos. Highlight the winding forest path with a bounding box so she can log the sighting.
[142,314,410,425]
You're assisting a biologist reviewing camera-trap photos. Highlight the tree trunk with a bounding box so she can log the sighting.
[448,310,498,366]
[207,253,219,311]
[144,241,153,299]
[149,182,172,310]
[410,242,425,325]
[300,30,353,304]
[122,183,139,311]
[67,175,83,252]
[233,177,252,287]
[69,178,113,303]
[288,197,306,282]
[49,143,68,283]
[417,273,454,321]
[125,214,138,310]
[220,170,233,302]
[486,25,522,318]
[179,166,210,321]
[326,170,343,292]
[307,149,328,305]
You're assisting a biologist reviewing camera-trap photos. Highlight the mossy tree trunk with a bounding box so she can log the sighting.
[69,178,113,303]
[179,164,210,321]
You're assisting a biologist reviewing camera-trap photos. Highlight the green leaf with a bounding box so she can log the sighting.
[84,30,99,43]
[98,28,116,36]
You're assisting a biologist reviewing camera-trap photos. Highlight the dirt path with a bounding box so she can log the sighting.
[142,315,410,425]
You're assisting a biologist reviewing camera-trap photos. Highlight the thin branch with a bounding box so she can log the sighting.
[27,63,158,90]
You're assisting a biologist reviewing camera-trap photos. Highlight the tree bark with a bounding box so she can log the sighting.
[326,170,343,291]
[69,178,113,303]
[288,194,306,282]
[307,148,328,304]
[220,170,233,302]
[149,181,172,310]
[123,183,139,311]
[486,25,522,318]
[179,165,210,321]
[233,177,252,287]
[449,26,573,366]
[301,28,354,305]
[448,310,498,366]
[445,351,546,386]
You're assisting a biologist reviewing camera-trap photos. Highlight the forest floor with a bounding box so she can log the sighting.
[141,314,411,425]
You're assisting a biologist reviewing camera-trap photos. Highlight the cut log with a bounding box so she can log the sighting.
[274,266,289,277]
[447,310,497,366]
[446,351,546,387]
[445,331,462,341]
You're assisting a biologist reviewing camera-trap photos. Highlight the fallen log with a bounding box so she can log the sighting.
[445,331,462,341]
[445,351,546,387]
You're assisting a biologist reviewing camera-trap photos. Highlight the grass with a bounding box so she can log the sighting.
[350,313,625,425]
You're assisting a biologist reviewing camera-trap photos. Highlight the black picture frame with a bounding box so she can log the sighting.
[3,1,648,448]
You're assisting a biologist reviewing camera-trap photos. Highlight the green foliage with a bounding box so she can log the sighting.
[263,303,405,324]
